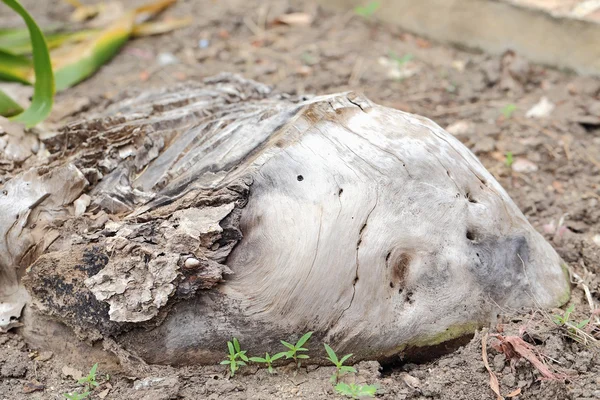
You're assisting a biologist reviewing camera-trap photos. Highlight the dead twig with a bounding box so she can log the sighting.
[482,331,504,400]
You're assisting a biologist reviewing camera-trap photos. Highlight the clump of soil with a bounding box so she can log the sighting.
[1,0,599,399]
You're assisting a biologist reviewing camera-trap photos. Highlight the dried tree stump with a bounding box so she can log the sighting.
[0,75,570,368]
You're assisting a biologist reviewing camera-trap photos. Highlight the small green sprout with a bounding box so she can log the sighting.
[275,331,313,368]
[220,337,249,377]
[389,51,414,67]
[335,382,377,399]
[354,1,380,18]
[505,151,514,168]
[324,344,356,383]
[553,304,590,336]
[77,363,99,392]
[63,392,90,400]
[249,352,285,373]
[501,103,517,119]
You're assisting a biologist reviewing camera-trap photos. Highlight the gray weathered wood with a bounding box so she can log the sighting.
[0,74,570,367]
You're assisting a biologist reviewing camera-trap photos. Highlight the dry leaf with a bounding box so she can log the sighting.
[493,335,563,381]
[22,380,45,394]
[507,387,522,397]
[34,351,53,362]
[482,332,504,400]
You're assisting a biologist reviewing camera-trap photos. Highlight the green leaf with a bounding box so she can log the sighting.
[324,344,338,364]
[238,352,249,362]
[576,319,590,329]
[339,354,353,364]
[271,352,286,361]
[0,88,24,117]
[295,332,313,348]
[89,363,98,378]
[280,340,295,350]
[237,360,246,366]
[2,0,54,127]
[249,357,266,363]
[0,27,98,55]
[52,13,133,91]
[340,366,357,373]
[296,354,309,359]
[233,338,241,353]
[0,48,32,84]
[227,341,234,355]
[563,304,575,322]
[354,1,380,18]
[220,360,231,365]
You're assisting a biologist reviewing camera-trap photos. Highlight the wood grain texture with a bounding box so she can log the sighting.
[0,75,570,366]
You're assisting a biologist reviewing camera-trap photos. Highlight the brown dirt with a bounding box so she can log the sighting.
[1,0,599,399]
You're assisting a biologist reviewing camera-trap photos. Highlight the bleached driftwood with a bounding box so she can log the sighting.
[0,75,569,367]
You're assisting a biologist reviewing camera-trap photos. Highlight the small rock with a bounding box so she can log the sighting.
[62,365,83,381]
[592,234,600,247]
[493,354,505,371]
[512,158,538,173]
[501,372,516,387]
[446,120,475,137]
[184,257,201,269]
[74,194,91,217]
[98,387,111,399]
[134,376,179,390]
[526,97,555,119]
[156,52,179,66]
[399,372,421,389]
[473,136,496,153]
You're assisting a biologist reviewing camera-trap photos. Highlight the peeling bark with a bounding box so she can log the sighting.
[0,74,570,367]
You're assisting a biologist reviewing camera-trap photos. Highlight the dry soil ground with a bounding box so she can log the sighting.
[1,0,599,399]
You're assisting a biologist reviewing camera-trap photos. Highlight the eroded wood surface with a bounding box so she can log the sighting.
[0,75,570,367]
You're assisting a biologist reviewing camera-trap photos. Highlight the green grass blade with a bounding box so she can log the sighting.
[2,0,54,127]
[0,48,32,83]
[53,15,132,92]
[0,27,98,55]
[0,88,24,117]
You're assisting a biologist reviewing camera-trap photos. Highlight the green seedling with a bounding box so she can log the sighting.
[77,363,99,392]
[553,304,590,336]
[389,51,414,67]
[335,382,377,399]
[505,151,514,168]
[220,337,249,377]
[275,331,313,368]
[354,1,380,18]
[63,392,90,400]
[249,352,285,373]
[324,344,356,383]
[501,103,517,119]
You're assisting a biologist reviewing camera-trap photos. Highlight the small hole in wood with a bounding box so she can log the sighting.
[466,230,476,241]
[466,192,478,203]
[297,175,304,181]
[389,282,394,288]
[338,188,343,196]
